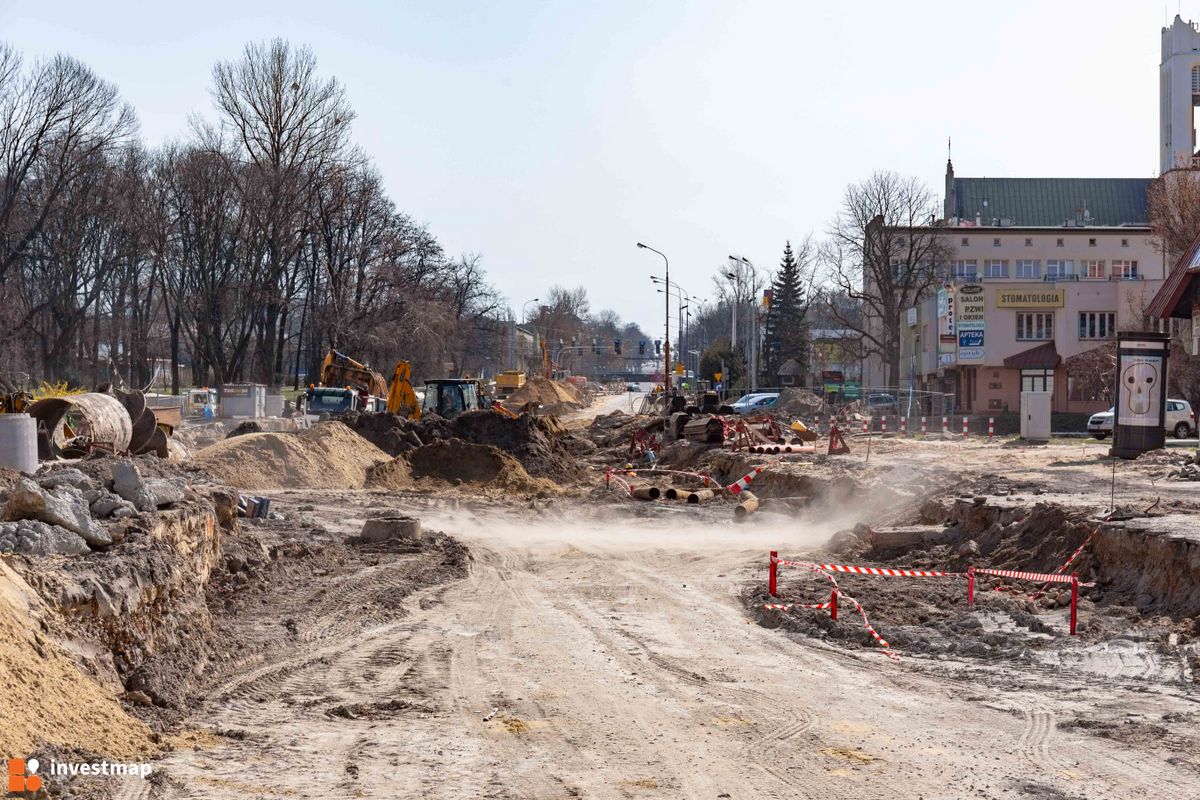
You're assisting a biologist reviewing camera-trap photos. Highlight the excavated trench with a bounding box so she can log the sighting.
[748,484,1200,672]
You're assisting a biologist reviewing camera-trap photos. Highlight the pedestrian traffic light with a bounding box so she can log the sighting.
[614,339,622,354]
[638,340,646,355]
[655,339,662,355]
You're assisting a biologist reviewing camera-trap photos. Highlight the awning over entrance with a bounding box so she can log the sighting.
[1002,341,1061,370]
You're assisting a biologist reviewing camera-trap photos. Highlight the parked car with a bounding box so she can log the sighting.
[1087,398,1195,439]
[865,392,898,414]
[730,392,780,415]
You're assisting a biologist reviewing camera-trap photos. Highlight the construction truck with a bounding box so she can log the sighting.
[495,370,526,400]
[422,378,518,420]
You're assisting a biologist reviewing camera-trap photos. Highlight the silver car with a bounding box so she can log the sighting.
[1087,398,1195,439]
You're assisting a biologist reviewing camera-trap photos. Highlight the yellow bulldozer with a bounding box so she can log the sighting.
[309,350,421,418]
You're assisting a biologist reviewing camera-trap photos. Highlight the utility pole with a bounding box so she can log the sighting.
[638,242,671,391]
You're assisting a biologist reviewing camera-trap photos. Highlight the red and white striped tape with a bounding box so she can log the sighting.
[974,567,1076,584]
[763,601,834,611]
[779,560,960,578]
[727,466,765,495]
[1029,529,1097,600]
[765,560,900,661]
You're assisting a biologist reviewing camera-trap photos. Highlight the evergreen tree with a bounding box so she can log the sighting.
[763,240,811,385]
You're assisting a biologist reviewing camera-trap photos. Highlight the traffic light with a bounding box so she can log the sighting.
[614,339,622,354]
[638,340,646,355]
[655,339,662,355]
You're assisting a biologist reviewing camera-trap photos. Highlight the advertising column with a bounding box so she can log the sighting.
[1112,331,1170,459]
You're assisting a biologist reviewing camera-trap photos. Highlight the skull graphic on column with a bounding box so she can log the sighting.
[1117,355,1162,426]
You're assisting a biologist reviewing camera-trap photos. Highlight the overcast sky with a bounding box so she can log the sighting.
[0,0,1182,333]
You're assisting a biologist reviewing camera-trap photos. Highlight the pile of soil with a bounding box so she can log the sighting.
[341,410,585,483]
[504,377,581,410]
[368,439,559,494]
[193,421,388,490]
[0,562,156,758]
[775,388,826,418]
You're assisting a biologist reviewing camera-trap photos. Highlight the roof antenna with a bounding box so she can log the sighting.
[947,136,952,162]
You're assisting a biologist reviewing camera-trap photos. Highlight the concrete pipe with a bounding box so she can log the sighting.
[664,487,681,500]
[27,393,132,459]
[631,486,661,501]
[734,491,759,520]
[686,489,714,504]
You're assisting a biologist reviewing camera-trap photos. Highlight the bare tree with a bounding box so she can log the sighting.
[0,46,136,283]
[209,38,354,387]
[820,171,950,388]
[1148,170,1200,262]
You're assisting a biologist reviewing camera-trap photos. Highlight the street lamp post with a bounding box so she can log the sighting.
[637,242,671,391]
[520,298,540,374]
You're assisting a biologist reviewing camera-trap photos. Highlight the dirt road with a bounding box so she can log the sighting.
[125,493,1196,800]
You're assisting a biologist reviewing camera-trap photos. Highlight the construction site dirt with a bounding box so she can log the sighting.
[5,398,1200,799]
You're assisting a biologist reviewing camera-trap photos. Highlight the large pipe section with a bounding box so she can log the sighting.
[631,486,661,501]
[686,489,714,504]
[734,491,759,520]
[26,393,133,458]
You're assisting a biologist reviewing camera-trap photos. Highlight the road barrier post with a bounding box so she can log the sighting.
[881,416,887,434]
[988,417,994,439]
[962,416,969,438]
[829,589,838,621]
[769,550,778,597]
[967,566,975,607]
[921,417,927,435]
[900,416,907,436]
[942,416,948,434]
[1070,576,1078,635]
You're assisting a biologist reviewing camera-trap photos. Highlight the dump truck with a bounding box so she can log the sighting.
[495,370,526,400]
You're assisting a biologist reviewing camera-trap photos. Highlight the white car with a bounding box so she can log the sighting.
[1087,398,1195,439]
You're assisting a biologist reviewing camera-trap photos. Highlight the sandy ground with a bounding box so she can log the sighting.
[112,456,1199,800]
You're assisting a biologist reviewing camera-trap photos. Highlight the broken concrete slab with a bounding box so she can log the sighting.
[89,492,138,520]
[37,468,96,491]
[112,460,185,511]
[3,478,112,547]
[0,519,91,556]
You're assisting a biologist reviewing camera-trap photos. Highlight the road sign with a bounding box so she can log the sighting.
[714,371,723,381]
[844,381,862,399]
[674,363,684,375]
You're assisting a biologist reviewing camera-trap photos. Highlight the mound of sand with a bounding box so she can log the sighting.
[775,388,826,417]
[193,421,389,490]
[0,561,156,758]
[367,439,559,494]
[504,377,581,410]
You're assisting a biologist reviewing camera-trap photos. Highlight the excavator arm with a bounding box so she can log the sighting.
[386,360,421,419]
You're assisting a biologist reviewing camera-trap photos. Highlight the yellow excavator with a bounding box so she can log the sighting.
[308,350,420,418]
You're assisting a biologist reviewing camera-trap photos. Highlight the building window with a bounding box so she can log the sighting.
[1017,312,1054,341]
[1046,259,1074,278]
[1193,64,1200,93]
[1056,238,1065,247]
[1112,259,1139,279]
[1016,259,1040,279]
[984,259,1008,279]
[1082,259,1105,278]
[961,237,969,246]
[1078,311,1116,340]
[1121,238,1129,247]
[950,259,977,279]
[1025,238,1033,247]
[993,238,1001,247]
[988,398,1004,410]
[1021,368,1053,392]
[1088,238,1097,247]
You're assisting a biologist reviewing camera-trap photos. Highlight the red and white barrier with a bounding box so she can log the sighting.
[727,466,765,495]
[941,416,948,434]
[861,417,868,434]
[1030,529,1097,600]
[780,560,959,578]
[921,416,927,435]
[962,416,969,437]
[988,417,994,439]
[900,416,907,436]
[969,566,1081,634]
[881,416,887,434]
[766,552,896,660]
